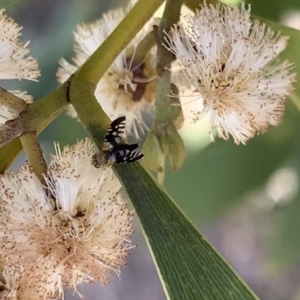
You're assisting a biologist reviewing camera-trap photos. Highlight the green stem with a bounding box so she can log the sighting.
[0,138,22,172]
[24,83,69,131]
[134,30,157,63]
[154,0,182,125]
[0,87,27,113]
[69,78,110,149]
[155,72,171,124]
[20,131,47,184]
[77,0,165,84]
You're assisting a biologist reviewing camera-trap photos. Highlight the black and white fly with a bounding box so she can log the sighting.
[92,116,144,168]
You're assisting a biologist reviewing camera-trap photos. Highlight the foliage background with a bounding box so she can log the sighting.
[2,0,300,299]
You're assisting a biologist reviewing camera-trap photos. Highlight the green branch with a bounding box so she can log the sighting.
[155,0,182,120]
[0,138,22,172]
[20,131,47,183]
[0,85,68,173]
[69,78,110,149]
[0,87,27,113]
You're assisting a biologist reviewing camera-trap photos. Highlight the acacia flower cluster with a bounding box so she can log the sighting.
[0,9,40,124]
[164,3,296,144]
[0,139,134,299]
[57,6,158,139]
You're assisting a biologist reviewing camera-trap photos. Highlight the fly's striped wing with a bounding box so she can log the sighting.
[114,143,139,152]
[102,115,126,151]
[93,115,144,167]
[113,148,144,164]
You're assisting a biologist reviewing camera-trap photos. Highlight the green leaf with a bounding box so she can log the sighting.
[115,163,260,300]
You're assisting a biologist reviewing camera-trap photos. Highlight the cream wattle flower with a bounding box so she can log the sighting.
[57,7,158,138]
[164,3,296,144]
[0,9,40,82]
[0,139,134,299]
[0,9,40,125]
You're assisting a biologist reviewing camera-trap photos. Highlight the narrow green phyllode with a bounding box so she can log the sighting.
[115,163,260,300]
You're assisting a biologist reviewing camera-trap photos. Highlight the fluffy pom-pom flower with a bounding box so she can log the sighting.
[164,3,296,144]
[0,139,134,299]
[57,7,158,138]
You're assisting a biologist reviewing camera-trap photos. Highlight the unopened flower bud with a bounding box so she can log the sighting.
[159,123,186,172]
[142,131,165,173]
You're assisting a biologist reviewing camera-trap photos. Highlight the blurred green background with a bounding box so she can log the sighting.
[2,0,300,299]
